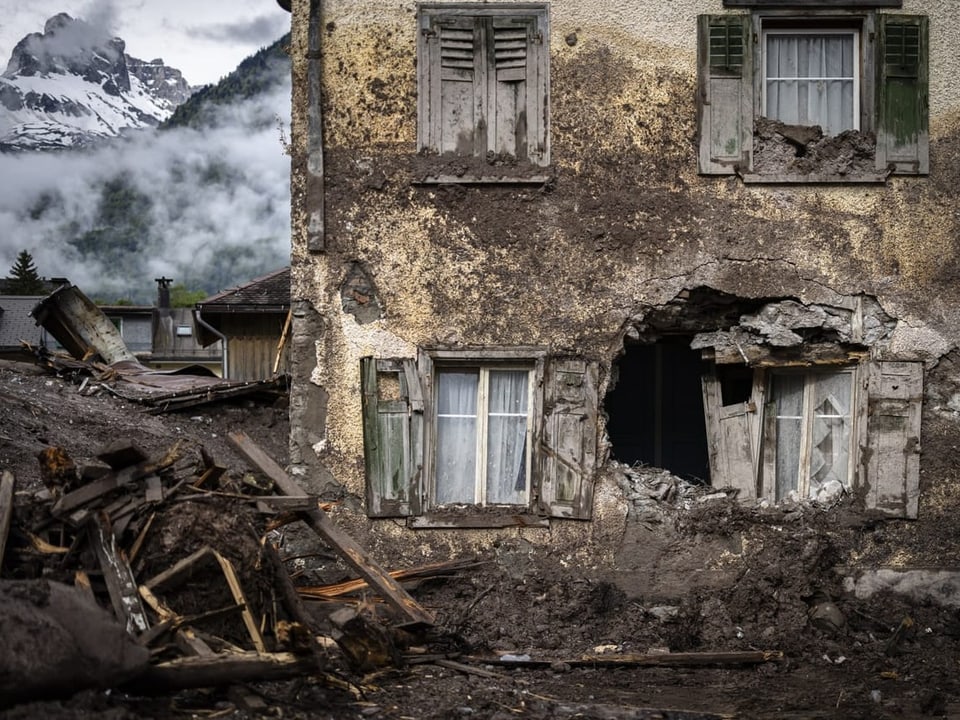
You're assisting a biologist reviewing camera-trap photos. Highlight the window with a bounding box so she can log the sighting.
[360,351,598,526]
[435,366,532,506]
[697,11,928,179]
[765,370,855,501]
[702,359,922,517]
[763,29,858,136]
[417,3,549,166]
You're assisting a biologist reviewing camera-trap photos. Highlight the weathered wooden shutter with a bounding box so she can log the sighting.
[361,357,423,518]
[875,15,929,175]
[488,17,547,164]
[865,361,922,518]
[423,17,485,156]
[697,15,753,175]
[701,371,758,499]
[540,358,599,519]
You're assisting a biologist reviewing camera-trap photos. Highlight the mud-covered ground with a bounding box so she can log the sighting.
[1,357,958,719]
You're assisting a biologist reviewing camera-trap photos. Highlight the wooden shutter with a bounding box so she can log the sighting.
[697,15,753,175]
[865,361,922,518]
[488,17,548,164]
[361,357,423,518]
[540,358,599,519]
[423,17,485,156]
[701,371,758,499]
[875,15,929,175]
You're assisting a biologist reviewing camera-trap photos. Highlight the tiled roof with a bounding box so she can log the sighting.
[0,295,46,348]
[197,267,290,309]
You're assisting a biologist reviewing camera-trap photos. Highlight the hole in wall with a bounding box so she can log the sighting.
[604,335,711,484]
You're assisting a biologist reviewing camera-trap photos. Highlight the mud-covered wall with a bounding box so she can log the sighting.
[287,0,960,563]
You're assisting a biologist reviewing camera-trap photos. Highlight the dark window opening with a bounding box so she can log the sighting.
[717,363,753,406]
[605,337,711,484]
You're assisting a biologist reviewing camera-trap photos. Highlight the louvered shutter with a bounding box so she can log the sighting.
[361,357,423,518]
[423,17,485,157]
[865,361,922,518]
[876,15,928,175]
[488,17,547,164]
[540,358,599,519]
[697,15,753,175]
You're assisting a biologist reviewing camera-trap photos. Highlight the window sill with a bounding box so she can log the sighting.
[413,174,552,186]
[738,172,889,184]
[408,512,550,529]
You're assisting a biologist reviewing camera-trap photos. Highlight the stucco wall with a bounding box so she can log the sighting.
[286,0,960,563]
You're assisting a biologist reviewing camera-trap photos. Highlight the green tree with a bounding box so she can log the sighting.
[170,284,207,308]
[6,250,46,295]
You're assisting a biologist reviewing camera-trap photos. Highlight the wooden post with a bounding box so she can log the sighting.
[0,471,14,573]
[228,431,434,627]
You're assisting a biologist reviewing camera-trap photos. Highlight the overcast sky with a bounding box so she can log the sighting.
[0,0,290,86]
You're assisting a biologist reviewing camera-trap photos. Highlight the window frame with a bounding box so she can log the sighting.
[361,349,600,527]
[761,26,862,134]
[416,2,551,173]
[420,347,546,516]
[761,366,860,502]
[432,363,537,508]
[697,10,928,180]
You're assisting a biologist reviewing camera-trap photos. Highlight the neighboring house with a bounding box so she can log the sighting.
[194,268,291,381]
[100,305,154,358]
[150,278,223,375]
[0,295,56,358]
[281,1,959,552]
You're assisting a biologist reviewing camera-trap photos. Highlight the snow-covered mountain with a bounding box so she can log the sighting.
[0,13,193,152]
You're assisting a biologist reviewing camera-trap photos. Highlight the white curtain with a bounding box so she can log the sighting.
[772,374,804,501]
[485,370,528,504]
[435,370,478,504]
[765,33,855,136]
[809,373,851,491]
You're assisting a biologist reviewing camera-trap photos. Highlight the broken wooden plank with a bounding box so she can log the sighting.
[298,559,482,600]
[143,546,265,653]
[123,651,317,693]
[0,471,15,571]
[175,627,216,657]
[213,550,267,654]
[89,514,150,636]
[273,308,293,375]
[143,546,216,591]
[229,430,434,628]
[473,650,783,668]
[52,442,181,518]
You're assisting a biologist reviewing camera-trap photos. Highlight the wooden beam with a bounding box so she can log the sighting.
[213,550,266,653]
[89,514,150,636]
[52,443,181,518]
[228,431,434,628]
[0,471,15,572]
[123,651,317,694]
[473,650,784,668]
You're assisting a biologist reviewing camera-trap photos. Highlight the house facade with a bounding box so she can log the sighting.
[195,267,291,381]
[284,0,960,557]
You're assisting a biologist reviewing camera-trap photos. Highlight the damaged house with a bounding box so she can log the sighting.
[282,0,960,562]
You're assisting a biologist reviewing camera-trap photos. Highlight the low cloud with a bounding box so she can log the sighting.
[0,79,292,304]
[185,14,289,46]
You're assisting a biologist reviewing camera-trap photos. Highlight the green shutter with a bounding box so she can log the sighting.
[865,361,922,518]
[876,15,929,175]
[539,358,599,519]
[361,357,422,518]
[697,15,753,175]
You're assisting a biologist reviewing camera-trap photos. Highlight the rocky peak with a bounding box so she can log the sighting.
[0,14,196,153]
[3,13,130,94]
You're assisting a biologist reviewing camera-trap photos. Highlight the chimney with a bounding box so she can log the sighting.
[155,276,173,309]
